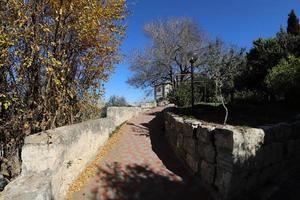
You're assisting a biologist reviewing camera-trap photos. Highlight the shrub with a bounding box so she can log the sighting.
[265,55,300,102]
[167,84,191,107]
[107,95,128,107]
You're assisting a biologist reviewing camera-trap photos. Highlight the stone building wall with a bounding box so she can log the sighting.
[164,110,300,200]
[1,107,142,200]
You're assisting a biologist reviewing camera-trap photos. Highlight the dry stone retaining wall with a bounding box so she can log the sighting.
[1,107,142,200]
[164,110,300,200]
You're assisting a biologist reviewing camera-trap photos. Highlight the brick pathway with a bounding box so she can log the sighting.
[72,107,212,200]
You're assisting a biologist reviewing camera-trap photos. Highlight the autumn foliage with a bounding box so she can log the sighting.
[0,0,127,177]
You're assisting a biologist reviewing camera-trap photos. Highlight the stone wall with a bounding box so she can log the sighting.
[140,102,157,109]
[1,107,142,200]
[164,110,300,200]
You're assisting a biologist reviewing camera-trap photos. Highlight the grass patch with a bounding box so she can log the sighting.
[175,102,300,127]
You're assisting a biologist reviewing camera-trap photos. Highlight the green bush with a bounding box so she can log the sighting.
[265,55,300,101]
[167,84,192,107]
[167,76,217,107]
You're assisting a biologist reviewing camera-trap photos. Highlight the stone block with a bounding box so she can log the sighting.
[214,167,232,198]
[183,138,197,156]
[214,128,234,150]
[182,122,194,138]
[234,128,265,164]
[176,133,184,149]
[202,144,216,164]
[168,133,177,148]
[0,174,51,200]
[197,126,213,144]
[175,146,186,161]
[186,153,198,173]
[216,148,234,172]
[201,160,215,185]
[21,143,65,175]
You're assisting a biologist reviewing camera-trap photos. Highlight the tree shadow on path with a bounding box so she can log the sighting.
[89,109,212,200]
[90,162,211,200]
[141,110,211,199]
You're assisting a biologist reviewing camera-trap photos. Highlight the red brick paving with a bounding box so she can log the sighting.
[72,107,212,200]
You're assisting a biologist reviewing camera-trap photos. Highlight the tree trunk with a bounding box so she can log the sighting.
[219,87,228,125]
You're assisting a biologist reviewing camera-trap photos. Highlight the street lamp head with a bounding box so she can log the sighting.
[188,52,198,64]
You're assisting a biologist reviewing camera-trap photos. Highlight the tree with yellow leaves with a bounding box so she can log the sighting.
[0,0,127,178]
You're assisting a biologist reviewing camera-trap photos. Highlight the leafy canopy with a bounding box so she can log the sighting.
[265,55,300,95]
[0,0,127,174]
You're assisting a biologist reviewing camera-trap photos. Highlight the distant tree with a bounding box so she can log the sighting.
[107,95,128,107]
[243,10,300,102]
[287,9,300,36]
[244,37,287,93]
[265,55,300,102]
[244,28,300,97]
[127,18,208,89]
[276,29,300,57]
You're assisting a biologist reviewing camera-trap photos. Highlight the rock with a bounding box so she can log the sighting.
[181,122,194,137]
[198,142,216,163]
[186,153,198,173]
[214,128,234,150]
[176,133,184,148]
[203,144,216,164]
[197,127,214,144]
[201,160,215,185]
[0,174,51,200]
[214,167,232,198]
[183,138,196,155]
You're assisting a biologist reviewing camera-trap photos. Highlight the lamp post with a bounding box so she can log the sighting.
[189,53,198,108]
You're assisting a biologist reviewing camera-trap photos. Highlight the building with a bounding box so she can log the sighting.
[154,83,172,105]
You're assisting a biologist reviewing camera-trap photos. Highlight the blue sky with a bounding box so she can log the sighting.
[104,0,300,104]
